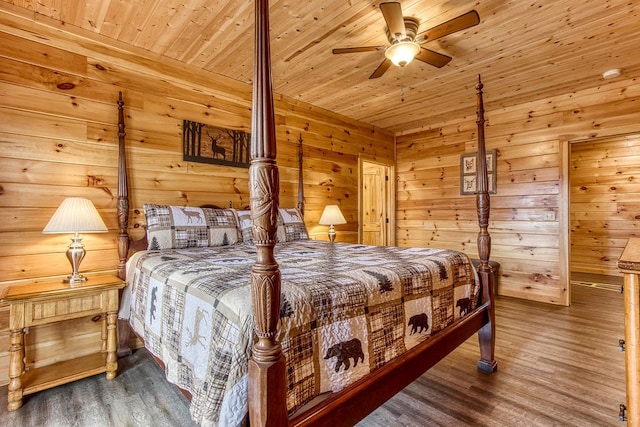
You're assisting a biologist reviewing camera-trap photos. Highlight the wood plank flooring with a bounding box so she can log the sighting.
[0,285,626,426]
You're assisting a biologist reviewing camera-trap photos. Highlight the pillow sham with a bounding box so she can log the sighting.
[279,207,309,241]
[237,208,309,243]
[143,204,240,250]
[236,209,256,243]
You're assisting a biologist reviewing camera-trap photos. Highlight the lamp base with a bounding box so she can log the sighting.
[64,273,87,286]
[64,233,87,286]
[328,225,336,243]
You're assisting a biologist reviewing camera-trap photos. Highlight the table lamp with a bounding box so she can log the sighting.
[43,197,108,284]
[318,204,346,242]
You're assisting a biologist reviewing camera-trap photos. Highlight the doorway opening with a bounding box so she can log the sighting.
[568,134,639,297]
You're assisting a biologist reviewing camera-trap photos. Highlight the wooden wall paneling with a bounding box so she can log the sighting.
[143,92,252,131]
[0,82,118,124]
[3,250,119,282]
[24,315,103,369]
[279,112,393,156]
[2,182,114,209]
[0,109,86,142]
[0,32,88,76]
[0,159,115,191]
[0,231,114,257]
[0,56,138,108]
[397,78,640,305]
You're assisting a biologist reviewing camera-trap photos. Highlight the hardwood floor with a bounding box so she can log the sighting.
[0,285,626,426]
[570,272,624,292]
[360,284,626,426]
[570,272,623,286]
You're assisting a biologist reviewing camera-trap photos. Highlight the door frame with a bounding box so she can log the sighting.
[358,155,396,245]
[560,138,570,306]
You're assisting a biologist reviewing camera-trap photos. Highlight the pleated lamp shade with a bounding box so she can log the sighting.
[43,197,107,285]
[319,205,346,242]
[318,205,346,226]
[43,197,108,234]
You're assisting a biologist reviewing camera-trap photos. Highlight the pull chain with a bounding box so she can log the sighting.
[400,66,406,102]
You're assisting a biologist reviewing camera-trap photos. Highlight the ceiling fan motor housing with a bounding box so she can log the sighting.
[387,16,420,43]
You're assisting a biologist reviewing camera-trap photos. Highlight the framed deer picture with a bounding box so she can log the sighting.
[460,149,497,195]
[182,120,251,168]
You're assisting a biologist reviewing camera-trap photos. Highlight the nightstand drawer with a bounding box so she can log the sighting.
[26,291,108,326]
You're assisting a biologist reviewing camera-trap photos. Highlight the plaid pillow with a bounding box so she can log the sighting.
[144,204,240,250]
[279,208,309,241]
[237,209,292,243]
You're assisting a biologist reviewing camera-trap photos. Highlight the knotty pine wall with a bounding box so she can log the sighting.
[570,134,640,276]
[0,21,394,385]
[397,77,640,305]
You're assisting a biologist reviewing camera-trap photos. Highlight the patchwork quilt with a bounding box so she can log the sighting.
[126,241,478,426]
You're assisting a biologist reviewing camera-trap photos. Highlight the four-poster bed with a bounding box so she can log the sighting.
[115,0,497,425]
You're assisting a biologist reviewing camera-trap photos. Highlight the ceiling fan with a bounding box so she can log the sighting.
[332,2,480,79]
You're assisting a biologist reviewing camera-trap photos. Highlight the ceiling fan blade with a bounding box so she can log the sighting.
[416,10,480,43]
[369,58,392,79]
[380,2,406,40]
[415,48,452,68]
[332,46,386,54]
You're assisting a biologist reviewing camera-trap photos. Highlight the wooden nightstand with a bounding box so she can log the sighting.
[0,274,125,411]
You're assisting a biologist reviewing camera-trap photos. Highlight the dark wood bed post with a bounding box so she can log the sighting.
[116,91,133,358]
[247,0,288,425]
[116,91,129,281]
[475,75,498,374]
[297,133,305,216]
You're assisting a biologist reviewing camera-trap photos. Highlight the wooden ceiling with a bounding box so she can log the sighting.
[3,0,640,134]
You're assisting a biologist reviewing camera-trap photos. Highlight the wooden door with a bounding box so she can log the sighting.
[360,159,395,246]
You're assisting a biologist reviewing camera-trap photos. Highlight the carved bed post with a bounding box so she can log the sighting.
[475,75,498,374]
[116,91,129,281]
[248,0,288,425]
[297,133,305,216]
[116,92,133,357]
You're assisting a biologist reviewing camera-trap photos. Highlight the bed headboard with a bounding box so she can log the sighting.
[114,99,306,282]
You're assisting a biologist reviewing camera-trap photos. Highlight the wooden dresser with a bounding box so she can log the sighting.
[618,237,640,426]
[0,274,125,411]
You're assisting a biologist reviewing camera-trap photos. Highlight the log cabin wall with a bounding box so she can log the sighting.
[396,77,640,306]
[571,134,640,277]
[0,15,394,385]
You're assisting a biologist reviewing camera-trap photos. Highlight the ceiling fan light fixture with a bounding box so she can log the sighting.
[385,41,420,67]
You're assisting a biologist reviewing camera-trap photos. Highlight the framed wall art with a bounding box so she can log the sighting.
[183,120,251,168]
[460,149,497,195]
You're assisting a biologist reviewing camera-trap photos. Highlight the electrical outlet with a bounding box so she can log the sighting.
[544,211,556,221]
